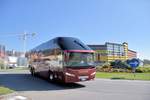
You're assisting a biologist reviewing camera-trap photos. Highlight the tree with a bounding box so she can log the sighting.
[143,59,150,65]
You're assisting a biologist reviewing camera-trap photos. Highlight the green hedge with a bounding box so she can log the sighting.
[96,62,150,73]
[136,67,150,73]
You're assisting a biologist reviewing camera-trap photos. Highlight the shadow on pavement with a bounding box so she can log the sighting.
[0,73,85,92]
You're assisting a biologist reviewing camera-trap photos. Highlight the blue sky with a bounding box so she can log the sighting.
[0,0,150,60]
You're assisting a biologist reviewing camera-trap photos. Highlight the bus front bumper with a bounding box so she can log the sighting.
[64,72,96,83]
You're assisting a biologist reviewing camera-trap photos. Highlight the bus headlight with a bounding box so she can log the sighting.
[65,72,75,77]
[91,72,96,76]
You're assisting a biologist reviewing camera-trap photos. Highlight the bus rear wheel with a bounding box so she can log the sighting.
[48,73,54,81]
[48,72,54,82]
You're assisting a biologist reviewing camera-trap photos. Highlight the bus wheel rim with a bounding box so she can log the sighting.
[49,74,53,80]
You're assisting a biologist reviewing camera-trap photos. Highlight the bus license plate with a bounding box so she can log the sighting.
[79,76,88,81]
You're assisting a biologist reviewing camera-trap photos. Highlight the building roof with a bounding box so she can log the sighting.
[105,42,124,46]
[88,45,106,50]
[128,49,137,53]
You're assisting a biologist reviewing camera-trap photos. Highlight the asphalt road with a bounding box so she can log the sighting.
[0,71,150,100]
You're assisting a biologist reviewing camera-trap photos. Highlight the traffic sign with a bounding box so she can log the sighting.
[127,58,140,68]
[127,58,140,73]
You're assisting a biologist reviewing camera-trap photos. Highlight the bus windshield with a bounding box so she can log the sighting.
[65,52,95,67]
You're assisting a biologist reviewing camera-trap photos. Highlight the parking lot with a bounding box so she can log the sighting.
[0,70,150,100]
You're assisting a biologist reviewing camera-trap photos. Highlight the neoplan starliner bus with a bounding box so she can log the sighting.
[28,37,96,83]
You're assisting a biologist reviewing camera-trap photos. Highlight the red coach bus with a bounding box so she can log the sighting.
[28,37,96,83]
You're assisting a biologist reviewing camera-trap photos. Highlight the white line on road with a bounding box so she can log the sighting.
[8,95,27,100]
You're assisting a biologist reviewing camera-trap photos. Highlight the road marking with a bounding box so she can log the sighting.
[8,95,27,100]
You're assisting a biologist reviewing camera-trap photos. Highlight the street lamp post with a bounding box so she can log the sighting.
[0,32,36,56]
[22,32,36,57]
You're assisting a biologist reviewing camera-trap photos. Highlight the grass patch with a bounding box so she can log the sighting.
[0,86,14,95]
[0,67,28,72]
[96,72,150,81]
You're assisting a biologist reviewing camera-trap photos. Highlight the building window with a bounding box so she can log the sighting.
[106,44,125,57]
[107,44,113,51]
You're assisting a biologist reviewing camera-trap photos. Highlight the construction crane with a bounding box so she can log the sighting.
[0,32,36,57]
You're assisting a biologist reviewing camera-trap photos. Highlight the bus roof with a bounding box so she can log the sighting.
[31,37,93,52]
[57,37,92,50]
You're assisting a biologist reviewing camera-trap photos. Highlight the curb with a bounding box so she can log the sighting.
[96,78,150,83]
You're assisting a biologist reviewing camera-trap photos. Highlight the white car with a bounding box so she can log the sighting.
[8,64,17,69]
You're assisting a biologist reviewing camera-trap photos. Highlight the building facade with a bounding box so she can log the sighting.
[128,49,137,59]
[88,42,137,62]
[0,45,5,59]
[6,50,28,67]
[6,50,24,57]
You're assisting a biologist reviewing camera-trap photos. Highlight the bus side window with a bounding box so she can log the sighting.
[56,49,63,68]
[33,59,37,62]
[33,59,40,62]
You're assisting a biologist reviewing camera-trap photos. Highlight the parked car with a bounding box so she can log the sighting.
[8,64,17,69]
